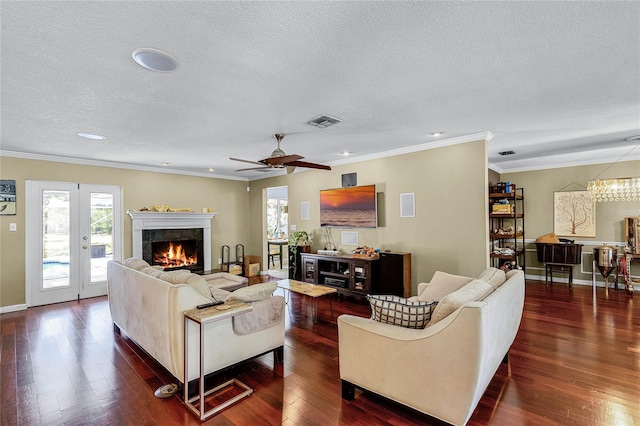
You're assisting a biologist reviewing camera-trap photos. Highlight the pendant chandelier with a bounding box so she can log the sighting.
[587,177,640,202]
[587,137,640,202]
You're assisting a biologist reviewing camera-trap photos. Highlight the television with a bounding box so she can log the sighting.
[320,184,377,228]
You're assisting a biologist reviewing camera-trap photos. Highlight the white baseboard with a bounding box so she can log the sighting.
[0,304,28,314]
[525,273,638,292]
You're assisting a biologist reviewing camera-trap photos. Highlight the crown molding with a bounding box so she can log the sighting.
[0,150,248,182]
[328,131,494,167]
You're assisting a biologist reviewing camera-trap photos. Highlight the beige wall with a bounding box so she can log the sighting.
[248,140,491,294]
[502,160,640,282]
[0,156,250,307]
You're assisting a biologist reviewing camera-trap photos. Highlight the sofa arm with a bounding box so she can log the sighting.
[232,296,285,335]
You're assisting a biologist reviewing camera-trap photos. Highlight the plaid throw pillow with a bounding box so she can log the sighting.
[367,295,438,329]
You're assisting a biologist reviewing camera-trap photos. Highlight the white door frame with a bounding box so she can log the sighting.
[25,180,122,306]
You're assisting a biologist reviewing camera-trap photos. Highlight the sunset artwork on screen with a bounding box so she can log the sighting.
[320,184,377,228]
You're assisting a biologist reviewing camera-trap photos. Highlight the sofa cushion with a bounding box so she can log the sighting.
[367,295,437,329]
[227,282,277,302]
[428,279,493,325]
[478,267,506,289]
[163,270,193,284]
[139,266,165,279]
[124,257,150,271]
[418,271,474,303]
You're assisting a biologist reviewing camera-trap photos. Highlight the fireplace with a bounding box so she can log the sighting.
[127,211,217,271]
[144,228,203,272]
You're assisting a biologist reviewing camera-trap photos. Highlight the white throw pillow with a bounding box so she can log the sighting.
[418,271,474,303]
[227,282,277,302]
[478,267,506,289]
[210,287,231,302]
[428,279,492,325]
[185,275,214,301]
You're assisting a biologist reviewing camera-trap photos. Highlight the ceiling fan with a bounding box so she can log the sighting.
[230,133,331,173]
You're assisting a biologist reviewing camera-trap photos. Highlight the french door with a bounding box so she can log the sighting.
[26,181,122,306]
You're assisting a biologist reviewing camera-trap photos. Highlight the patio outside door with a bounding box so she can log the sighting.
[26,181,122,306]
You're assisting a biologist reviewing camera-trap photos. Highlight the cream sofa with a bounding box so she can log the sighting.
[107,259,285,387]
[338,269,525,426]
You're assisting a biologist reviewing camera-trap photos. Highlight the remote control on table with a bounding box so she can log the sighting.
[196,300,224,309]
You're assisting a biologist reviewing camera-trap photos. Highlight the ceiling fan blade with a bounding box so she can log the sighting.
[286,160,331,171]
[230,157,265,166]
[263,154,303,166]
[235,166,274,172]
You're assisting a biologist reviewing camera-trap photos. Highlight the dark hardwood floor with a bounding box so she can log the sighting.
[1,280,639,425]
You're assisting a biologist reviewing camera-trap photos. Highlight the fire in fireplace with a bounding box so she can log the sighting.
[142,228,204,272]
[152,240,197,269]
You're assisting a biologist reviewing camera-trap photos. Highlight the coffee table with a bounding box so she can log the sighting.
[277,279,336,323]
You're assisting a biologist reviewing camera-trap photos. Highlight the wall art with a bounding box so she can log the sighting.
[553,190,595,237]
[0,180,16,215]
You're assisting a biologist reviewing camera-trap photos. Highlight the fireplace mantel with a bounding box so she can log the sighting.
[127,211,217,270]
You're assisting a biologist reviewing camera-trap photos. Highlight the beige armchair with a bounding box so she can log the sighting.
[338,270,525,425]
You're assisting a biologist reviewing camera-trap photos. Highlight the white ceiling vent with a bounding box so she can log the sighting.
[305,114,342,129]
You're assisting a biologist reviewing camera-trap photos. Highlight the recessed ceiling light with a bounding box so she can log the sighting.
[625,135,640,142]
[208,168,215,172]
[77,132,106,140]
[132,48,179,72]
[340,151,351,156]
[430,132,445,137]
[161,162,170,166]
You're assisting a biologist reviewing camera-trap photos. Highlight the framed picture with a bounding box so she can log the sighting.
[0,179,16,215]
[553,191,595,237]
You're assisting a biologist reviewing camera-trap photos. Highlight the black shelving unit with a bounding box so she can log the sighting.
[489,184,525,270]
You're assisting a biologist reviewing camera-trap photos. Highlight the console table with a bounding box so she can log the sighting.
[183,301,253,420]
[299,251,411,298]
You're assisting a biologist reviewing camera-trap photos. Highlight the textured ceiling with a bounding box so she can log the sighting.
[1,1,639,180]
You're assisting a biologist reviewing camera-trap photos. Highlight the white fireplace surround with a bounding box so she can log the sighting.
[127,211,217,271]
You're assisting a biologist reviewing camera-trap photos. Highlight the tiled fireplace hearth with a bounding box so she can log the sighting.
[127,211,217,271]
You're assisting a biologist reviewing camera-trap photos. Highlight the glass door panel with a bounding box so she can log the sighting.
[89,192,114,284]
[42,190,71,289]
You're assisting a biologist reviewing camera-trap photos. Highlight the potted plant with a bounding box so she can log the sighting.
[289,230,311,247]
[288,230,312,278]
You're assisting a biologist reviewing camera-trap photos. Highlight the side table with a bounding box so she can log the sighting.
[183,301,253,420]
